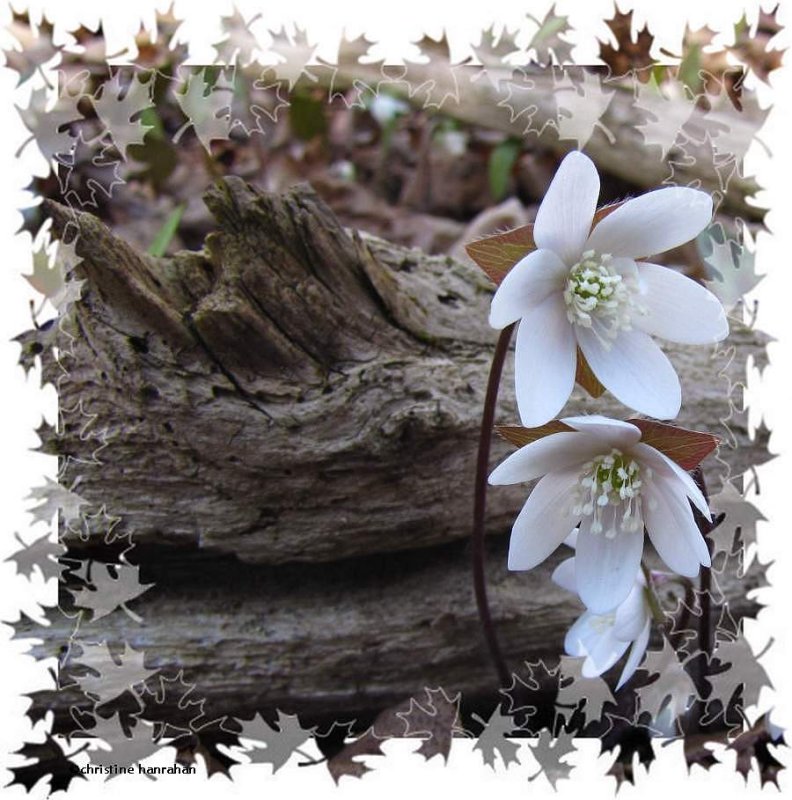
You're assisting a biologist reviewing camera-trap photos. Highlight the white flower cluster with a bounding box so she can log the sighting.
[488,151,728,687]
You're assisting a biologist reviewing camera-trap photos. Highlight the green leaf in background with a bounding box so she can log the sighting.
[138,106,165,141]
[289,91,327,141]
[488,138,521,201]
[147,203,185,256]
[678,42,702,95]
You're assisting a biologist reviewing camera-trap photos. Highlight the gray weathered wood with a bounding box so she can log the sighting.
[21,540,760,724]
[15,178,764,725]
[37,179,764,565]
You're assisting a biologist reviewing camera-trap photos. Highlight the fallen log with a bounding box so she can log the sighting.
[38,179,764,565]
[16,178,765,725]
[322,61,765,221]
[20,539,761,726]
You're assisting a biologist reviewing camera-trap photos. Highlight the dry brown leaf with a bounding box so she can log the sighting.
[628,419,719,469]
[465,201,625,286]
[496,421,573,448]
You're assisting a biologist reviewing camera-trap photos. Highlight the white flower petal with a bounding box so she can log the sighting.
[643,478,710,576]
[489,431,604,486]
[632,262,729,344]
[630,442,711,518]
[616,618,651,690]
[575,512,645,614]
[551,556,578,593]
[534,151,600,266]
[613,583,650,642]
[576,325,681,420]
[611,256,640,282]
[585,187,713,259]
[582,627,631,677]
[563,528,579,549]
[565,610,629,673]
[561,415,642,448]
[488,249,568,329]
[507,466,581,571]
[564,611,596,658]
[514,294,577,427]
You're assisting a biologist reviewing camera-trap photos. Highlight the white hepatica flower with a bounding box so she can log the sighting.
[489,150,728,427]
[552,542,651,689]
[489,415,711,614]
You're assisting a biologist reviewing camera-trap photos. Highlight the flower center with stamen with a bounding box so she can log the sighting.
[571,449,649,538]
[563,251,635,346]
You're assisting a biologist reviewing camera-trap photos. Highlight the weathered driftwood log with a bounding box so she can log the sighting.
[22,540,762,726]
[42,179,763,565]
[21,178,765,724]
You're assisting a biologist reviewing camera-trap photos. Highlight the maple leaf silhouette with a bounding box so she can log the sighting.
[237,711,315,772]
[556,656,617,729]
[325,697,423,782]
[472,25,521,66]
[602,722,656,787]
[76,504,125,545]
[4,13,62,85]
[170,719,241,777]
[320,33,383,108]
[13,320,60,381]
[528,728,576,788]
[468,25,522,89]
[526,6,574,65]
[80,713,163,777]
[6,531,66,582]
[496,68,557,137]
[23,237,85,313]
[16,85,83,165]
[707,479,766,562]
[699,222,764,313]
[269,26,318,89]
[730,714,786,787]
[173,68,234,152]
[635,640,699,728]
[70,561,153,621]
[598,8,655,78]
[471,706,520,770]
[702,634,773,723]
[231,70,291,137]
[73,642,159,707]
[213,8,262,66]
[554,68,617,148]
[27,476,88,527]
[89,69,155,158]
[8,734,84,794]
[501,660,558,731]
[633,75,698,159]
[57,134,125,209]
[403,33,468,111]
[138,670,207,739]
[667,131,739,215]
[397,687,462,761]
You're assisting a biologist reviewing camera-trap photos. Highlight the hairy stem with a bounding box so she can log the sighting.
[471,324,514,688]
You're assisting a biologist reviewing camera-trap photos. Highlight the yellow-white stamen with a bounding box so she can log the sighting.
[571,449,651,538]
[563,251,639,348]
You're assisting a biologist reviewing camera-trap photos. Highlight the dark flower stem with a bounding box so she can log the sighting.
[472,324,514,689]
[692,467,714,659]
